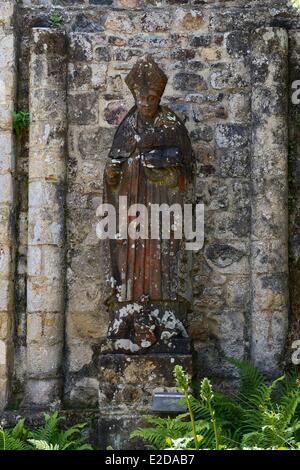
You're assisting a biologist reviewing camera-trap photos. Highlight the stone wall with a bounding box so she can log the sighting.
[0,0,16,409]
[0,0,299,447]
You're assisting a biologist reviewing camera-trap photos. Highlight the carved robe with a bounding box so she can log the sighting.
[103,105,194,350]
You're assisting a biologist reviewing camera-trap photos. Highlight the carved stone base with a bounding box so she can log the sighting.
[97,353,193,449]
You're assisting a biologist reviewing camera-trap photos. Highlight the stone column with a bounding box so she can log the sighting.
[26,29,67,407]
[250,28,289,377]
[288,32,300,356]
[0,0,17,410]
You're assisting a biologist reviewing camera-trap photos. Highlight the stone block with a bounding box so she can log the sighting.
[30,89,66,122]
[31,29,66,57]
[0,314,12,340]
[27,313,64,345]
[105,12,135,33]
[204,241,250,274]
[28,180,64,209]
[28,206,64,246]
[69,377,99,408]
[103,101,128,126]
[217,147,250,178]
[68,92,98,125]
[78,127,115,160]
[252,273,289,312]
[98,354,192,387]
[68,342,94,372]
[207,209,251,239]
[0,279,11,311]
[30,122,66,152]
[173,72,207,92]
[0,339,7,366]
[0,104,13,131]
[27,279,64,313]
[69,34,93,62]
[0,3,14,28]
[24,378,62,407]
[0,174,13,205]
[0,131,14,158]
[251,196,288,240]
[226,92,251,122]
[226,277,250,307]
[0,244,12,278]
[26,343,63,377]
[0,206,12,240]
[210,62,250,89]
[66,311,107,341]
[225,31,250,57]
[29,150,65,181]
[172,8,205,32]
[251,308,288,378]
[251,240,288,274]
[0,152,14,175]
[27,245,63,278]
[215,123,249,149]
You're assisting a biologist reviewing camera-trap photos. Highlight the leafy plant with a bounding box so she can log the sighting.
[27,412,93,450]
[0,412,93,450]
[28,440,60,450]
[0,419,31,450]
[290,0,300,11]
[48,12,62,28]
[174,365,200,449]
[131,358,300,450]
[12,111,29,136]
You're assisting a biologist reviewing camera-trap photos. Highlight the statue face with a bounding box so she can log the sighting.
[134,87,160,119]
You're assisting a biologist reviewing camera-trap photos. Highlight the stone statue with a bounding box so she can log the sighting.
[102,55,194,354]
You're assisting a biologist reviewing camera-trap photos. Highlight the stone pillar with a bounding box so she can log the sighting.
[0,0,17,410]
[250,28,289,377]
[25,29,67,407]
[288,32,300,355]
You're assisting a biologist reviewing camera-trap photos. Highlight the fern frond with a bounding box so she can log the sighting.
[226,356,265,397]
[28,439,60,450]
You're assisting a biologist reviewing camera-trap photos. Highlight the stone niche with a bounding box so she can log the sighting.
[0,0,299,449]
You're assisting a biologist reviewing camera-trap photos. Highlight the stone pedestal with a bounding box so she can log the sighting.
[97,352,193,449]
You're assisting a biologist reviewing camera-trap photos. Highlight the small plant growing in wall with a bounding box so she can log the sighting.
[48,12,63,28]
[12,111,29,136]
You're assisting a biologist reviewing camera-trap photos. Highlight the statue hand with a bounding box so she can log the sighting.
[105,161,123,187]
[142,147,182,168]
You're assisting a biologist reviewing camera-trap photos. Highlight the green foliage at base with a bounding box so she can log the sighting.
[0,412,93,450]
[131,358,300,450]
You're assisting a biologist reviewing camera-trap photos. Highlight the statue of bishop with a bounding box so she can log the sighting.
[102,55,194,354]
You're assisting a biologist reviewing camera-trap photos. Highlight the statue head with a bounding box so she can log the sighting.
[125,55,168,120]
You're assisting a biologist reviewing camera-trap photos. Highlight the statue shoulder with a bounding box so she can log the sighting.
[158,106,186,130]
[109,106,137,159]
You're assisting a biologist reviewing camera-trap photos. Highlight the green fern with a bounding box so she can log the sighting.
[131,358,300,450]
[0,420,31,450]
[0,413,93,451]
[28,439,60,450]
[29,412,93,450]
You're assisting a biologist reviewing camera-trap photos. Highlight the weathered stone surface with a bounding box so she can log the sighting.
[68,92,98,125]
[250,27,289,376]
[26,28,67,406]
[173,72,207,92]
[0,3,298,445]
[205,243,245,268]
[0,4,16,410]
